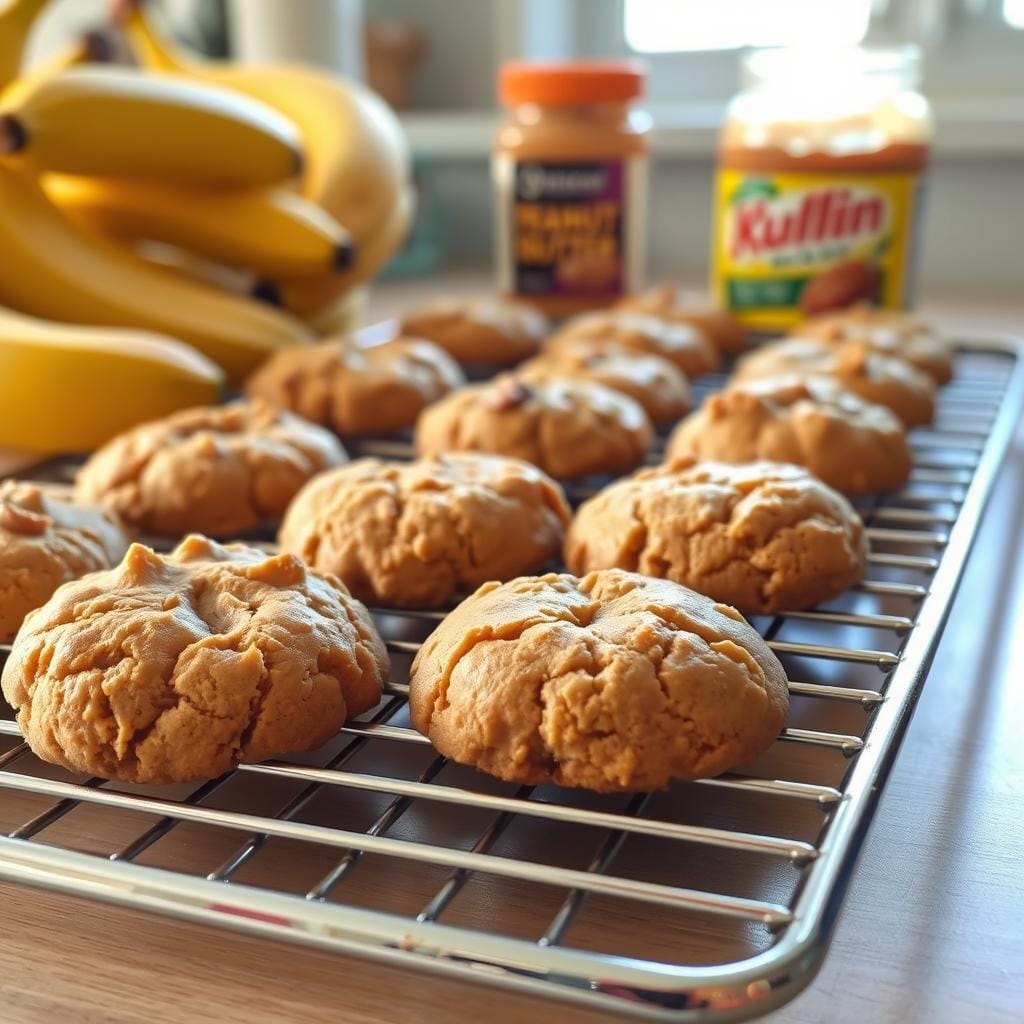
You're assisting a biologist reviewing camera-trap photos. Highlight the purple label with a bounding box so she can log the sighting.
[511,159,625,298]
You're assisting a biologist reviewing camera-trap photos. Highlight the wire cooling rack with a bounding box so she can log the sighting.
[0,338,1021,1022]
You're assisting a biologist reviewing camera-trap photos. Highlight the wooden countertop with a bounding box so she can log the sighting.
[0,280,1022,1024]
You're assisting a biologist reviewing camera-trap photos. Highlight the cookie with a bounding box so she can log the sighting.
[400,297,547,366]
[246,335,465,438]
[734,339,936,426]
[409,568,788,792]
[546,310,720,377]
[75,399,346,538]
[666,375,912,497]
[279,453,570,609]
[565,460,867,614]
[0,535,388,784]
[801,303,933,340]
[415,375,652,480]
[518,340,690,425]
[0,481,129,643]
[798,307,953,385]
[617,285,747,355]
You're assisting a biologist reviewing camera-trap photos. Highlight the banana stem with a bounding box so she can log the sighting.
[0,114,26,155]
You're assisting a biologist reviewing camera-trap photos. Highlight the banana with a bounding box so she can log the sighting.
[119,0,412,313]
[270,185,416,317]
[132,238,256,296]
[0,0,48,90]
[0,304,224,453]
[0,163,311,382]
[0,65,303,187]
[45,175,355,279]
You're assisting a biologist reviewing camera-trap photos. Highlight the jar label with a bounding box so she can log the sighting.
[711,167,925,331]
[494,155,646,300]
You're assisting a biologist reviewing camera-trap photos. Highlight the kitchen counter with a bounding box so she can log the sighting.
[0,280,1021,1024]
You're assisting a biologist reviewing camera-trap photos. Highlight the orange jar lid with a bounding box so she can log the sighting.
[500,61,645,106]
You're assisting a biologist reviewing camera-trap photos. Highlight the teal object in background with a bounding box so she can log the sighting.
[382,157,442,278]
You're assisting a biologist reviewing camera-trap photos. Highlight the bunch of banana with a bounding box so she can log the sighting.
[116,0,414,318]
[0,0,411,453]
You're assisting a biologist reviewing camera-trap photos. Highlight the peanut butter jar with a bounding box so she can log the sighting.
[494,61,650,318]
[712,47,932,331]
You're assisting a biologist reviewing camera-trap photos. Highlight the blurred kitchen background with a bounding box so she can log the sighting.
[27,0,1024,295]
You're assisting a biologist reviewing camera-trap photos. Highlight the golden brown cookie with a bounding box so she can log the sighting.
[0,481,129,643]
[518,340,690,425]
[279,453,571,609]
[565,460,867,614]
[733,339,936,426]
[547,310,720,377]
[409,568,788,792]
[666,376,912,497]
[617,285,747,355]
[797,306,953,385]
[75,399,346,538]
[245,335,465,438]
[415,375,652,480]
[0,535,388,784]
[400,297,548,366]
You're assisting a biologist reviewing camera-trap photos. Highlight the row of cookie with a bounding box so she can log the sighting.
[1,523,787,793]
[0,436,864,646]
[243,289,742,449]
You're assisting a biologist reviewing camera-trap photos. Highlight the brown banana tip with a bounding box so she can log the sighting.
[0,116,27,157]
[82,28,116,63]
[253,280,282,306]
[293,150,305,178]
[333,242,356,271]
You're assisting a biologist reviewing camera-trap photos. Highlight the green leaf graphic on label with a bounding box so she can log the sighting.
[730,179,778,205]
[872,235,891,260]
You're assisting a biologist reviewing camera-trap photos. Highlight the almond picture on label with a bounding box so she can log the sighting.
[799,259,880,317]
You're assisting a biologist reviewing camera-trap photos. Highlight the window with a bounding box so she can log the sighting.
[1004,0,1024,28]
[624,0,872,53]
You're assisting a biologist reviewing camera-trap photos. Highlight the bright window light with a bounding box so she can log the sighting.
[624,0,872,53]
[1004,0,1024,29]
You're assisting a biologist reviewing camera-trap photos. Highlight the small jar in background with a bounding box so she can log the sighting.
[494,61,650,318]
[712,47,933,331]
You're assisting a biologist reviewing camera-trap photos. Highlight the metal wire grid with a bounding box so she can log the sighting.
[0,340,1019,1023]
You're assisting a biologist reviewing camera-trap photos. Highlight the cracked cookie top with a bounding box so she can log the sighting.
[517,340,691,426]
[414,375,653,481]
[565,459,867,614]
[279,453,571,609]
[666,375,912,497]
[74,398,347,538]
[615,286,748,355]
[0,480,129,643]
[733,338,936,426]
[409,568,788,792]
[791,312,953,384]
[245,335,466,439]
[0,535,388,784]
[546,309,720,378]
[799,304,951,380]
[400,297,548,366]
